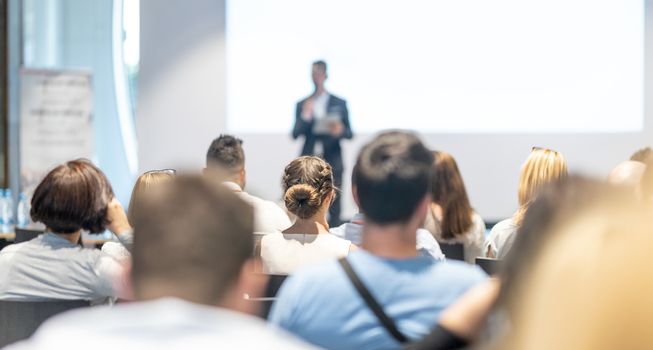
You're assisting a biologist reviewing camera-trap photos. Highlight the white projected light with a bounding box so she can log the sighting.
[226,0,644,133]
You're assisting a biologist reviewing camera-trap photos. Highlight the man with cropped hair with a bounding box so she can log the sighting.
[270,131,486,349]
[205,134,291,233]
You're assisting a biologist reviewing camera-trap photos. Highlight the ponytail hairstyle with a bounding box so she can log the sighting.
[282,156,335,219]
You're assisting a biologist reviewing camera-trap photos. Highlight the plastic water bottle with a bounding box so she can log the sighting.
[2,189,14,233]
[0,189,5,232]
[0,189,12,233]
[16,192,31,229]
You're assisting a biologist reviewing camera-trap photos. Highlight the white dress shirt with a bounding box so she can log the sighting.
[312,91,330,120]
[222,182,292,233]
[330,213,445,261]
[5,298,319,350]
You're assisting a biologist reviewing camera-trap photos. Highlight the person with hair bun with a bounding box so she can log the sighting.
[260,156,355,274]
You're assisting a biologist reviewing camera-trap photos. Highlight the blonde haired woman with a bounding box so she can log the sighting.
[102,170,174,261]
[261,156,354,274]
[484,147,567,258]
[499,198,651,350]
[127,170,175,224]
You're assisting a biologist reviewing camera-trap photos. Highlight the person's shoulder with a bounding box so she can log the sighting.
[241,192,281,210]
[10,300,320,350]
[101,242,130,262]
[0,241,25,254]
[431,259,487,280]
[489,218,517,234]
[258,197,288,216]
[416,228,436,240]
[26,302,115,335]
[297,95,312,105]
[328,94,347,104]
[329,222,347,238]
[261,231,285,243]
[468,212,487,237]
[471,212,486,227]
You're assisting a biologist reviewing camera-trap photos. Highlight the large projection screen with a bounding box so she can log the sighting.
[138,0,653,221]
[226,0,644,134]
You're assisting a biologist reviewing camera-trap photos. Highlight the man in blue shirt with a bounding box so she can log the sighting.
[269,131,487,350]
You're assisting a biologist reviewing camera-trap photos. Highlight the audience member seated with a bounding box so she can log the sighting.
[422,151,485,263]
[260,156,354,274]
[484,147,567,259]
[331,164,444,260]
[0,160,132,303]
[496,188,649,350]
[5,175,317,350]
[102,169,175,262]
[497,177,621,324]
[269,131,486,349]
[205,134,291,233]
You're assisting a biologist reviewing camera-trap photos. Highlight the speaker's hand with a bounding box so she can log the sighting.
[301,98,314,121]
[329,119,344,137]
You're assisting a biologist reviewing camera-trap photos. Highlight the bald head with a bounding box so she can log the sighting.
[608,161,646,189]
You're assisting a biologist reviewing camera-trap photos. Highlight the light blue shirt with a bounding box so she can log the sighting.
[330,213,445,260]
[269,250,487,350]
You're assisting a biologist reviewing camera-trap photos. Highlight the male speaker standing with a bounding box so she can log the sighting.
[292,60,353,226]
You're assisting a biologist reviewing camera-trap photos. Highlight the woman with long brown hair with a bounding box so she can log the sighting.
[423,151,485,263]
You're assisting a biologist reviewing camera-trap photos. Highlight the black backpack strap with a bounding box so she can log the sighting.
[338,257,409,344]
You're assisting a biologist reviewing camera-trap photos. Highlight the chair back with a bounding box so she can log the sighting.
[475,257,501,275]
[440,242,465,261]
[264,274,287,298]
[246,274,288,320]
[0,299,90,347]
[14,228,45,244]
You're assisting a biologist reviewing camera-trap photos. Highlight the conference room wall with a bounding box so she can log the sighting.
[138,0,653,222]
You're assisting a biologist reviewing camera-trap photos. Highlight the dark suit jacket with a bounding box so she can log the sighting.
[292,94,353,173]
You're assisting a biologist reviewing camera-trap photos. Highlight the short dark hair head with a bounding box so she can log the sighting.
[282,156,335,219]
[353,131,433,224]
[130,175,254,305]
[206,134,245,173]
[30,159,114,234]
[313,60,327,74]
[630,147,653,164]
